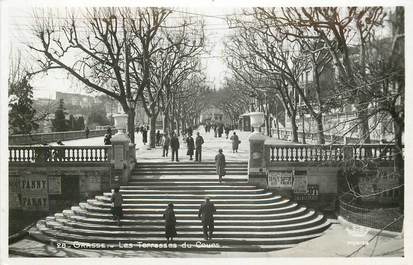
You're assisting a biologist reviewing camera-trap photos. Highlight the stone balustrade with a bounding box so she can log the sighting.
[9,145,112,163]
[276,129,383,144]
[9,129,115,145]
[265,143,399,164]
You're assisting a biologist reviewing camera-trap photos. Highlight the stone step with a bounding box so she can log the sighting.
[132,169,248,176]
[116,188,265,194]
[81,202,300,215]
[52,215,325,232]
[37,221,326,245]
[67,210,319,226]
[72,206,310,220]
[44,218,330,238]
[84,200,299,214]
[96,193,283,202]
[136,162,247,166]
[94,197,287,208]
[32,225,297,251]
[128,179,248,184]
[134,166,247,170]
[100,193,277,201]
[30,165,331,253]
[120,184,256,190]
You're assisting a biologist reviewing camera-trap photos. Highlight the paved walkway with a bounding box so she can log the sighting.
[8,223,403,257]
[57,126,291,162]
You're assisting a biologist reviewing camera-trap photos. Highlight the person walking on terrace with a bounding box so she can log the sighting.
[224,126,230,139]
[215,148,226,183]
[142,127,148,145]
[195,132,204,162]
[170,132,180,162]
[198,197,216,240]
[85,127,90,139]
[156,130,161,146]
[163,202,177,244]
[162,133,170,157]
[111,187,123,226]
[230,132,240,153]
[186,133,195,160]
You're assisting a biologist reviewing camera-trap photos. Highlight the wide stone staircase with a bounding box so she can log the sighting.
[29,161,331,251]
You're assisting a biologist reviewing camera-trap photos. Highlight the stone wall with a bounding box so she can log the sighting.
[265,164,339,212]
[9,164,112,213]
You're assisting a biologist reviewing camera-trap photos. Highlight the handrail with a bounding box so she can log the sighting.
[9,145,112,163]
[265,143,399,163]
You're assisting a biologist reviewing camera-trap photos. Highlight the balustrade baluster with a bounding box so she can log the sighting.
[280,147,284,161]
[270,147,275,162]
[81,148,85,162]
[294,147,300,162]
[285,147,290,161]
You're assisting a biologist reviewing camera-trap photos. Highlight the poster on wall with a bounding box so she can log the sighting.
[48,176,62,194]
[295,184,320,201]
[268,171,293,188]
[293,171,308,194]
[80,175,101,192]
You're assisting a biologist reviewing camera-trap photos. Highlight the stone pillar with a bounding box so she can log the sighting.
[247,112,268,189]
[111,113,133,187]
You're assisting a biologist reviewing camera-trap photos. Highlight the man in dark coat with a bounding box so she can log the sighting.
[187,126,193,136]
[142,127,148,145]
[163,202,177,243]
[195,132,204,162]
[85,127,90,139]
[156,130,161,146]
[215,148,226,183]
[186,133,195,160]
[198,197,216,240]
[170,132,180,162]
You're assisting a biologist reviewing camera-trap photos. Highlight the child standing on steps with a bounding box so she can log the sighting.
[111,187,123,226]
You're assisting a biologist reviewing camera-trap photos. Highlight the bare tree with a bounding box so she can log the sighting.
[29,7,172,143]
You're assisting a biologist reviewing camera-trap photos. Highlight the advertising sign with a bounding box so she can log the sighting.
[293,172,308,194]
[268,171,293,188]
[48,176,62,194]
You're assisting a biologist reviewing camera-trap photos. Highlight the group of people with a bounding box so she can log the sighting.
[159,131,205,162]
[111,189,217,242]
[162,197,216,242]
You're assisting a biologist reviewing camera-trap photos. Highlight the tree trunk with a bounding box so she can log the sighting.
[301,114,306,144]
[356,99,371,144]
[315,114,325,144]
[290,113,299,143]
[149,114,157,148]
[127,108,136,144]
[163,108,169,133]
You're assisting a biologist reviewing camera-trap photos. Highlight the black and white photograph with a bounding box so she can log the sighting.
[0,0,411,263]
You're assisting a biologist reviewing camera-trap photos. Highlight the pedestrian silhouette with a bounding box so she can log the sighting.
[111,187,123,226]
[163,202,177,244]
[198,197,216,240]
[170,132,180,162]
[195,132,204,162]
[186,133,195,160]
[215,148,226,183]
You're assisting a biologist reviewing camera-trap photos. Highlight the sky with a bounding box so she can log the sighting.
[7,7,238,99]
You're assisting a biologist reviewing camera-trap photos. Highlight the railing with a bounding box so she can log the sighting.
[266,144,398,163]
[276,129,382,144]
[9,129,116,145]
[9,145,112,163]
[339,193,403,232]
